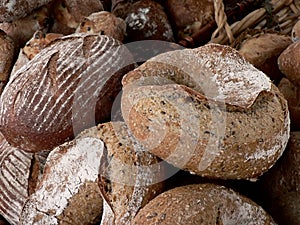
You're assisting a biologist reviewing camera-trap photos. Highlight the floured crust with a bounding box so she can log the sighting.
[121,43,290,179]
[20,136,104,224]
[0,0,52,22]
[79,122,165,225]
[132,183,276,224]
[0,132,34,225]
[0,33,135,152]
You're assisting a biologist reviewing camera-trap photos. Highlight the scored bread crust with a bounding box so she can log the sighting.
[79,122,165,225]
[121,43,290,180]
[132,183,276,225]
[0,33,135,152]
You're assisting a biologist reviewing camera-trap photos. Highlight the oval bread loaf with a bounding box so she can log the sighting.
[20,136,104,225]
[121,43,290,179]
[0,33,135,152]
[132,183,276,225]
[79,121,165,225]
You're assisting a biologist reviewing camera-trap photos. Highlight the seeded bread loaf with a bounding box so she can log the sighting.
[121,43,290,180]
[0,33,135,152]
[20,136,104,224]
[79,122,165,225]
[132,183,276,224]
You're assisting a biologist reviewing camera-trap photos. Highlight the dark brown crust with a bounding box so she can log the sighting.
[259,131,300,225]
[123,0,174,42]
[0,0,52,22]
[278,41,300,87]
[0,33,135,152]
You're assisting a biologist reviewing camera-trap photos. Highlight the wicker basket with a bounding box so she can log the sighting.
[179,0,300,47]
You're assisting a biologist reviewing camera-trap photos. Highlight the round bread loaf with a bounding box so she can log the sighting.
[0,33,135,152]
[123,0,174,42]
[20,136,104,225]
[79,121,165,225]
[121,43,290,180]
[0,0,52,22]
[132,183,276,224]
[259,131,300,225]
[76,11,126,42]
[165,0,214,40]
[278,40,300,87]
[233,29,292,84]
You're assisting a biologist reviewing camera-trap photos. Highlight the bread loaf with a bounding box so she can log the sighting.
[20,136,104,224]
[0,132,42,225]
[0,30,14,94]
[0,5,51,49]
[233,29,292,84]
[49,0,104,35]
[278,40,300,87]
[132,183,276,224]
[0,0,52,22]
[76,11,126,42]
[0,33,135,152]
[121,43,290,180]
[122,0,174,42]
[79,122,165,225]
[259,131,300,225]
[165,0,214,40]
[278,77,300,130]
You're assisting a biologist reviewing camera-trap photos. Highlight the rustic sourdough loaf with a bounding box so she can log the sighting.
[79,121,165,225]
[0,132,45,225]
[0,33,135,152]
[132,183,276,224]
[20,135,104,225]
[121,43,290,180]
